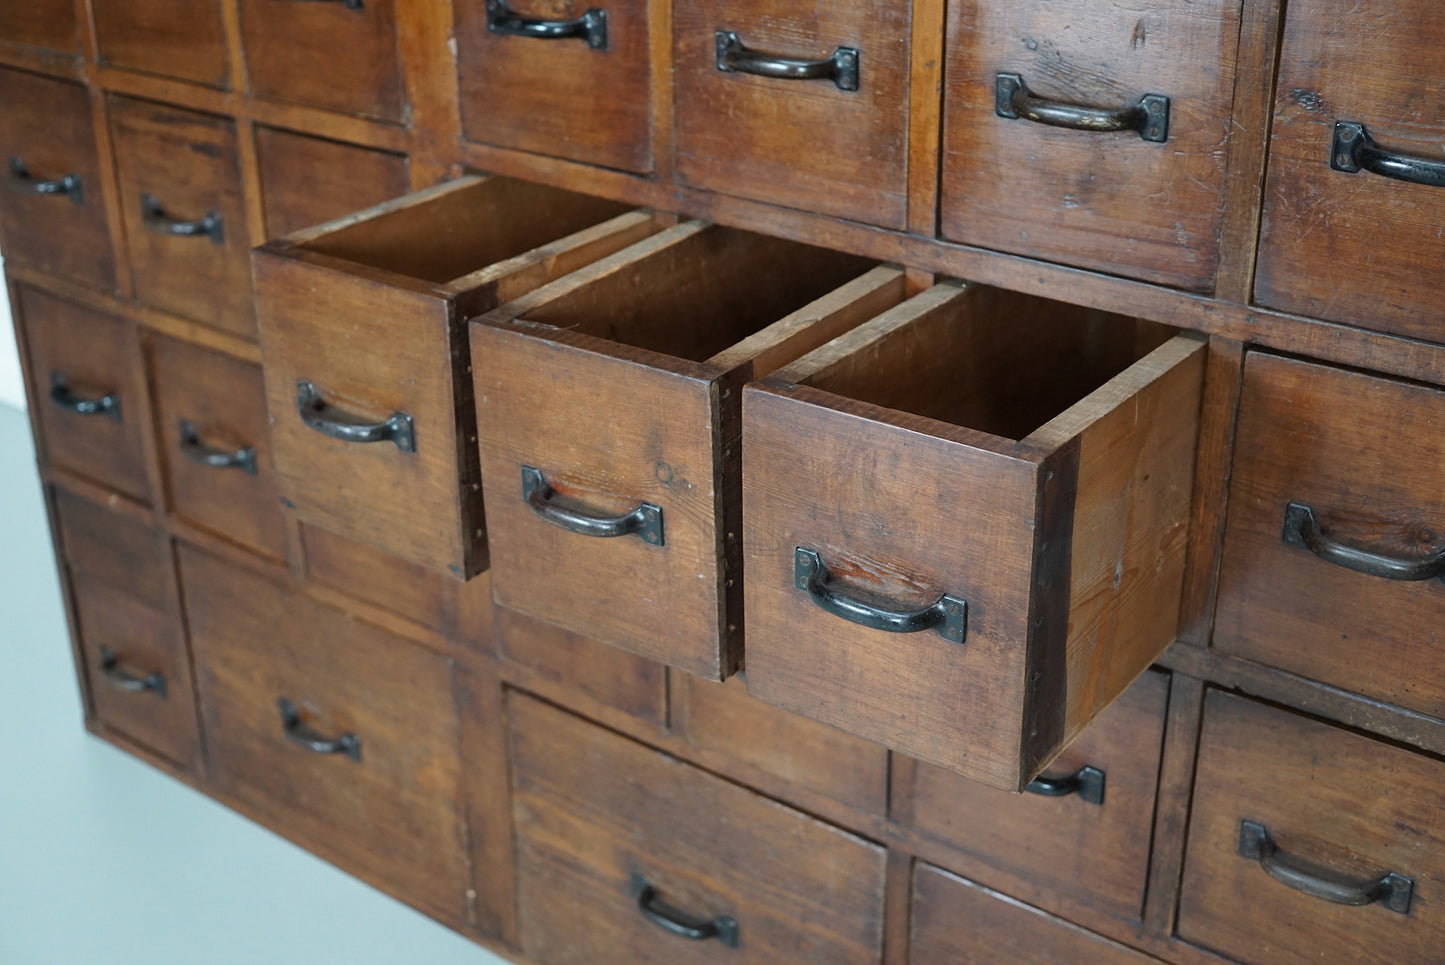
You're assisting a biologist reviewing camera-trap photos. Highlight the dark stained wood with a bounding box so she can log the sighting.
[673,0,911,228]
[91,0,228,88]
[453,666,519,945]
[1179,691,1445,965]
[52,486,170,608]
[0,0,77,54]
[1142,674,1206,938]
[301,523,447,632]
[254,126,409,239]
[509,692,889,964]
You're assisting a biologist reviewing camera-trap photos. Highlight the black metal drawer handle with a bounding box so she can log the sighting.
[277,697,361,761]
[522,465,664,546]
[486,0,607,49]
[630,875,739,948]
[1282,502,1445,582]
[140,193,224,245]
[995,73,1169,143]
[98,646,166,698]
[716,30,859,92]
[1025,765,1106,805]
[794,547,967,644]
[8,157,83,203]
[50,372,121,422]
[178,420,257,476]
[296,380,416,453]
[1238,820,1413,914]
[1332,122,1445,189]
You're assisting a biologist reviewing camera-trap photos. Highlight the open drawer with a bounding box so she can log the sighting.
[742,283,1205,789]
[254,174,659,578]
[471,222,881,680]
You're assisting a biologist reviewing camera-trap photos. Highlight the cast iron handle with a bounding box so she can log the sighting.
[794,547,967,644]
[282,0,363,9]
[296,380,415,453]
[1282,502,1445,582]
[98,646,166,698]
[50,372,121,422]
[716,30,859,92]
[630,875,739,948]
[140,193,224,244]
[521,465,664,546]
[277,697,361,761]
[486,0,607,49]
[1025,765,1106,805]
[8,157,83,203]
[1238,820,1413,914]
[178,419,257,476]
[1332,122,1445,188]
[996,73,1170,143]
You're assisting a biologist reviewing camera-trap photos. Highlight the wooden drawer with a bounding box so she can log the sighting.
[1215,353,1445,718]
[0,69,114,292]
[0,0,78,53]
[301,524,447,632]
[454,0,653,174]
[509,692,888,963]
[902,670,1169,922]
[939,0,1240,291]
[1256,1,1445,338]
[92,0,228,88]
[240,0,404,122]
[742,284,1205,789]
[473,225,881,679]
[254,175,648,578]
[1179,691,1445,964]
[109,96,253,339]
[148,335,287,560]
[912,865,1159,965]
[53,487,170,606]
[179,544,468,923]
[255,127,409,239]
[674,0,911,228]
[20,287,149,501]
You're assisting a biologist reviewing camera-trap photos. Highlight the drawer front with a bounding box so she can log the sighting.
[180,545,468,921]
[149,335,287,559]
[1179,691,1445,965]
[1214,352,1445,718]
[301,524,447,632]
[20,287,149,501]
[939,0,1240,291]
[240,0,405,122]
[110,96,254,339]
[912,865,1158,965]
[1256,1,1445,338]
[455,0,653,173]
[53,487,170,608]
[673,0,910,228]
[92,0,229,87]
[0,69,114,292]
[0,0,78,52]
[905,670,1168,922]
[510,693,888,964]
[255,127,408,239]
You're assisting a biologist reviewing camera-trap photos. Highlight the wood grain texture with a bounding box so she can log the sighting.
[254,126,409,239]
[673,0,911,228]
[52,485,170,608]
[1179,690,1445,965]
[91,0,228,88]
[1141,673,1206,937]
[509,692,889,964]
[0,0,77,53]
[453,665,519,945]
[301,523,448,632]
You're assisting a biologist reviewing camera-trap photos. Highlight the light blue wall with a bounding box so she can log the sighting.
[0,251,24,409]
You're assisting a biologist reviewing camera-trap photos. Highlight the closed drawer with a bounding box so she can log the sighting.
[674,0,910,228]
[939,1,1240,291]
[92,0,228,87]
[904,670,1169,922]
[148,335,287,559]
[1215,353,1445,718]
[473,226,881,679]
[179,544,468,922]
[743,284,1205,789]
[509,692,888,963]
[20,286,149,501]
[254,175,649,578]
[240,0,404,122]
[1179,691,1445,964]
[301,524,447,632]
[0,69,114,291]
[912,864,1159,965]
[255,127,409,239]
[53,488,170,606]
[109,96,253,339]
[0,0,78,53]
[455,0,653,173]
[1256,1,1445,338]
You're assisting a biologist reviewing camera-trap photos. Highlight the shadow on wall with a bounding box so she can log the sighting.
[0,251,24,410]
